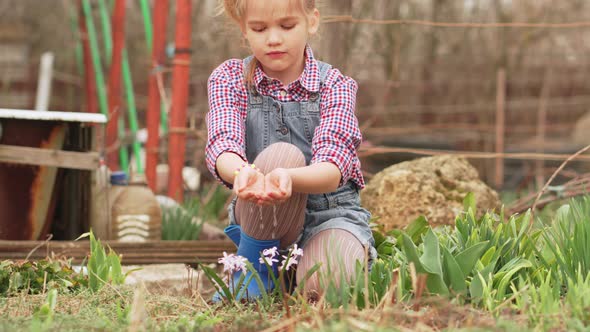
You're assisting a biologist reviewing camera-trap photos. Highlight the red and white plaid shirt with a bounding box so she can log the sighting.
[206,46,365,189]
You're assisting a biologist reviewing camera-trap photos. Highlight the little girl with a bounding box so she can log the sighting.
[206,0,375,300]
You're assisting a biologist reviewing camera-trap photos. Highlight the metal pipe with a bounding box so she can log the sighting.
[167,0,192,202]
[35,53,54,112]
[146,0,169,190]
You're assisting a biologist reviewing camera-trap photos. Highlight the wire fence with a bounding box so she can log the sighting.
[322,16,590,29]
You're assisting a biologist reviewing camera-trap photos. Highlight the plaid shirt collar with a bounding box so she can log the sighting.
[252,45,320,92]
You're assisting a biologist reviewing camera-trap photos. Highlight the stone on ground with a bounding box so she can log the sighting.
[123,263,211,296]
[361,155,501,231]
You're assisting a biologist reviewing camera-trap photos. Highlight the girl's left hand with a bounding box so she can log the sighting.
[259,168,292,205]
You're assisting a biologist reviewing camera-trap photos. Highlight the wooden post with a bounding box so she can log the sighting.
[106,0,126,171]
[146,0,169,191]
[494,69,506,189]
[535,69,552,189]
[167,0,192,202]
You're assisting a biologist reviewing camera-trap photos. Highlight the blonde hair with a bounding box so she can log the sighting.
[220,0,318,88]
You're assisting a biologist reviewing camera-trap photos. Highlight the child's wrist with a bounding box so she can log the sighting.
[233,163,259,176]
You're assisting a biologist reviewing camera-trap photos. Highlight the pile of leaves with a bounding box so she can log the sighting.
[0,259,87,296]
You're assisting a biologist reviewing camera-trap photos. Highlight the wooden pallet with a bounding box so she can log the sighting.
[0,240,236,265]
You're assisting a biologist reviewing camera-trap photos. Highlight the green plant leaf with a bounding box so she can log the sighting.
[494,257,532,301]
[244,261,270,305]
[442,247,466,293]
[199,264,234,303]
[479,246,496,267]
[463,192,476,213]
[372,229,386,248]
[455,241,489,277]
[296,263,321,296]
[469,271,486,302]
[405,216,429,244]
[420,229,443,276]
[401,234,426,273]
[426,273,449,296]
[87,230,125,292]
[107,252,124,284]
[377,241,394,257]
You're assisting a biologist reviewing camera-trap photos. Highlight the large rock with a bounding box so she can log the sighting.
[572,111,590,147]
[360,155,501,230]
[572,112,590,172]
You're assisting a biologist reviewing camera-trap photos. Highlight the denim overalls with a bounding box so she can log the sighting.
[228,56,376,262]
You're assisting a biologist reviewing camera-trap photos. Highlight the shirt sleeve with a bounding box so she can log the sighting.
[205,60,247,186]
[310,70,362,187]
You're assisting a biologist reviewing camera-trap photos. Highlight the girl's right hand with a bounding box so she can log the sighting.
[234,166,264,202]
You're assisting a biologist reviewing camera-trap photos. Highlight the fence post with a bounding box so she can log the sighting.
[535,68,552,189]
[495,68,506,189]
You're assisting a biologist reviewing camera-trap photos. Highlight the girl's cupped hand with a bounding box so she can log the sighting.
[259,168,291,205]
[234,167,292,206]
[234,166,265,201]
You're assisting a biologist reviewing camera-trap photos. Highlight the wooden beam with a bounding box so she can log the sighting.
[0,144,100,170]
[0,240,236,265]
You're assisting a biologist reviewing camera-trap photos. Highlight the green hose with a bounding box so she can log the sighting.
[97,0,113,66]
[138,0,153,53]
[81,0,108,117]
[160,100,168,135]
[122,49,143,173]
[117,117,129,173]
[67,3,84,76]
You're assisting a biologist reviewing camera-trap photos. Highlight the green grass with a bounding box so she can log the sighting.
[1,194,590,331]
[0,285,506,332]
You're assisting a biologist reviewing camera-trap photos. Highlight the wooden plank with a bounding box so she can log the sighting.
[0,240,234,249]
[0,144,100,170]
[0,240,236,265]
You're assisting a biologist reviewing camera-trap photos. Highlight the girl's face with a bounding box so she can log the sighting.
[241,0,319,85]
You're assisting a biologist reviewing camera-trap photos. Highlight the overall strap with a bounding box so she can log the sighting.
[307,61,332,107]
[243,56,263,105]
